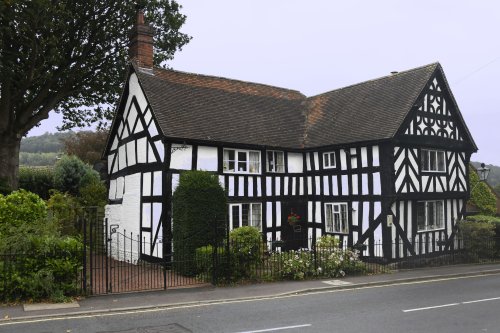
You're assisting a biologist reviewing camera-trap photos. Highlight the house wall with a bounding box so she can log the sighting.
[105,72,165,260]
[388,73,473,257]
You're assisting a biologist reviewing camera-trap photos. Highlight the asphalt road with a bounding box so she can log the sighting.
[2,273,500,333]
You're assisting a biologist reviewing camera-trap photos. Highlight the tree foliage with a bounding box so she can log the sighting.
[0,0,190,189]
[468,165,496,216]
[21,132,73,153]
[62,130,109,165]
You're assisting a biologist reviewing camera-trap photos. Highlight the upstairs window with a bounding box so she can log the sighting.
[325,203,348,234]
[223,149,260,174]
[421,149,445,172]
[416,201,444,231]
[323,152,336,169]
[229,203,262,231]
[267,150,285,173]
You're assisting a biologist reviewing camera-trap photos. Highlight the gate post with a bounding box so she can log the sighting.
[105,217,109,293]
[212,215,218,285]
[82,215,87,294]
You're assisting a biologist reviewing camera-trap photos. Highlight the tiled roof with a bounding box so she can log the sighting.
[134,62,466,149]
[136,67,307,148]
[304,63,438,147]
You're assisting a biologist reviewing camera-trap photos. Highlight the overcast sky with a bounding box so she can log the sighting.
[30,1,500,165]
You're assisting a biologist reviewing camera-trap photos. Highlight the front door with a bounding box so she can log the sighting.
[281,199,308,251]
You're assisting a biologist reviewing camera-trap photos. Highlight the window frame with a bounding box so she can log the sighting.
[223,148,261,174]
[421,149,446,173]
[323,151,336,169]
[324,202,349,234]
[229,203,263,231]
[266,150,285,173]
[416,200,445,232]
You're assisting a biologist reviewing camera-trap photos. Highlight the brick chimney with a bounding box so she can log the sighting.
[129,6,155,69]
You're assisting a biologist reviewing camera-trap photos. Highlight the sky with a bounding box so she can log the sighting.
[29,1,500,165]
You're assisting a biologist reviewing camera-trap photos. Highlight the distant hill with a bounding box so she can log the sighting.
[21,131,75,153]
[20,132,75,166]
[471,161,500,192]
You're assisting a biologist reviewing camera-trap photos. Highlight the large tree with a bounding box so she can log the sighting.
[0,0,191,189]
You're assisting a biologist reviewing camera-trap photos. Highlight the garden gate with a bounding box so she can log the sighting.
[81,208,213,295]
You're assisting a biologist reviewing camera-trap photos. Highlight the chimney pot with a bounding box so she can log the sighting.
[129,7,155,69]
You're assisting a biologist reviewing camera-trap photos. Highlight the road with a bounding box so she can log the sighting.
[1,273,500,333]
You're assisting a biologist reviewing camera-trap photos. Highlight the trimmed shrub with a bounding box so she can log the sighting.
[0,190,82,301]
[18,166,54,199]
[458,220,496,259]
[195,245,231,283]
[53,155,99,196]
[0,236,82,302]
[229,226,265,279]
[47,190,82,236]
[172,171,227,276]
[0,189,47,231]
[78,180,108,208]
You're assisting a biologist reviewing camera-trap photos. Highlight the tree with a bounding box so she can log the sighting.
[62,130,109,165]
[0,1,191,189]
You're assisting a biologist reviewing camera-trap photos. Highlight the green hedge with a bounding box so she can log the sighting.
[0,237,82,302]
[19,166,55,200]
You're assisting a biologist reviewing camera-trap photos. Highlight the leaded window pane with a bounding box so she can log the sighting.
[437,151,445,171]
[417,202,426,231]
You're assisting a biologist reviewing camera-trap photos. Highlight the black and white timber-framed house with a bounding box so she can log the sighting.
[103,11,478,261]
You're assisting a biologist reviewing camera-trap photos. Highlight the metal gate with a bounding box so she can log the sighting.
[81,209,212,295]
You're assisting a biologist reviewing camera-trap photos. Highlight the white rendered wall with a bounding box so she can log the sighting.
[197,146,218,171]
[287,153,303,173]
[170,144,193,170]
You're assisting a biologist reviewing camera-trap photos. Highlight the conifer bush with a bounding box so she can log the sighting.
[172,171,227,276]
[53,155,100,196]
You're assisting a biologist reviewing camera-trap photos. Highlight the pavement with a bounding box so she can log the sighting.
[1,262,500,323]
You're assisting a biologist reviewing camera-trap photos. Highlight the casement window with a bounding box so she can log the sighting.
[421,149,445,172]
[266,150,285,173]
[416,201,444,232]
[323,152,336,169]
[223,149,261,174]
[325,203,348,234]
[229,203,262,231]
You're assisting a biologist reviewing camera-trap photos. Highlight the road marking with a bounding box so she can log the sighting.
[1,272,499,327]
[403,296,500,312]
[403,303,460,312]
[462,296,500,304]
[233,324,312,333]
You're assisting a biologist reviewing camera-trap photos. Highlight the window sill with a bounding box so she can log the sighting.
[417,227,445,233]
[223,171,261,175]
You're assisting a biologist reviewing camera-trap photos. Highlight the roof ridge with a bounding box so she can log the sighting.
[148,66,306,100]
[307,62,440,100]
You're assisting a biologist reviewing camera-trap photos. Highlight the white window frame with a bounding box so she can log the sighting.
[223,148,261,174]
[266,150,285,173]
[421,149,446,173]
[324,203,349,234]
[229,203,262,231]
[416,200,444,232]
[323,151,336,169]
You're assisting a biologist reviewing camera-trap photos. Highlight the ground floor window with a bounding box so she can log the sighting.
[229,203,262,231]
[325,203,348,234]
[416,200,444,231]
